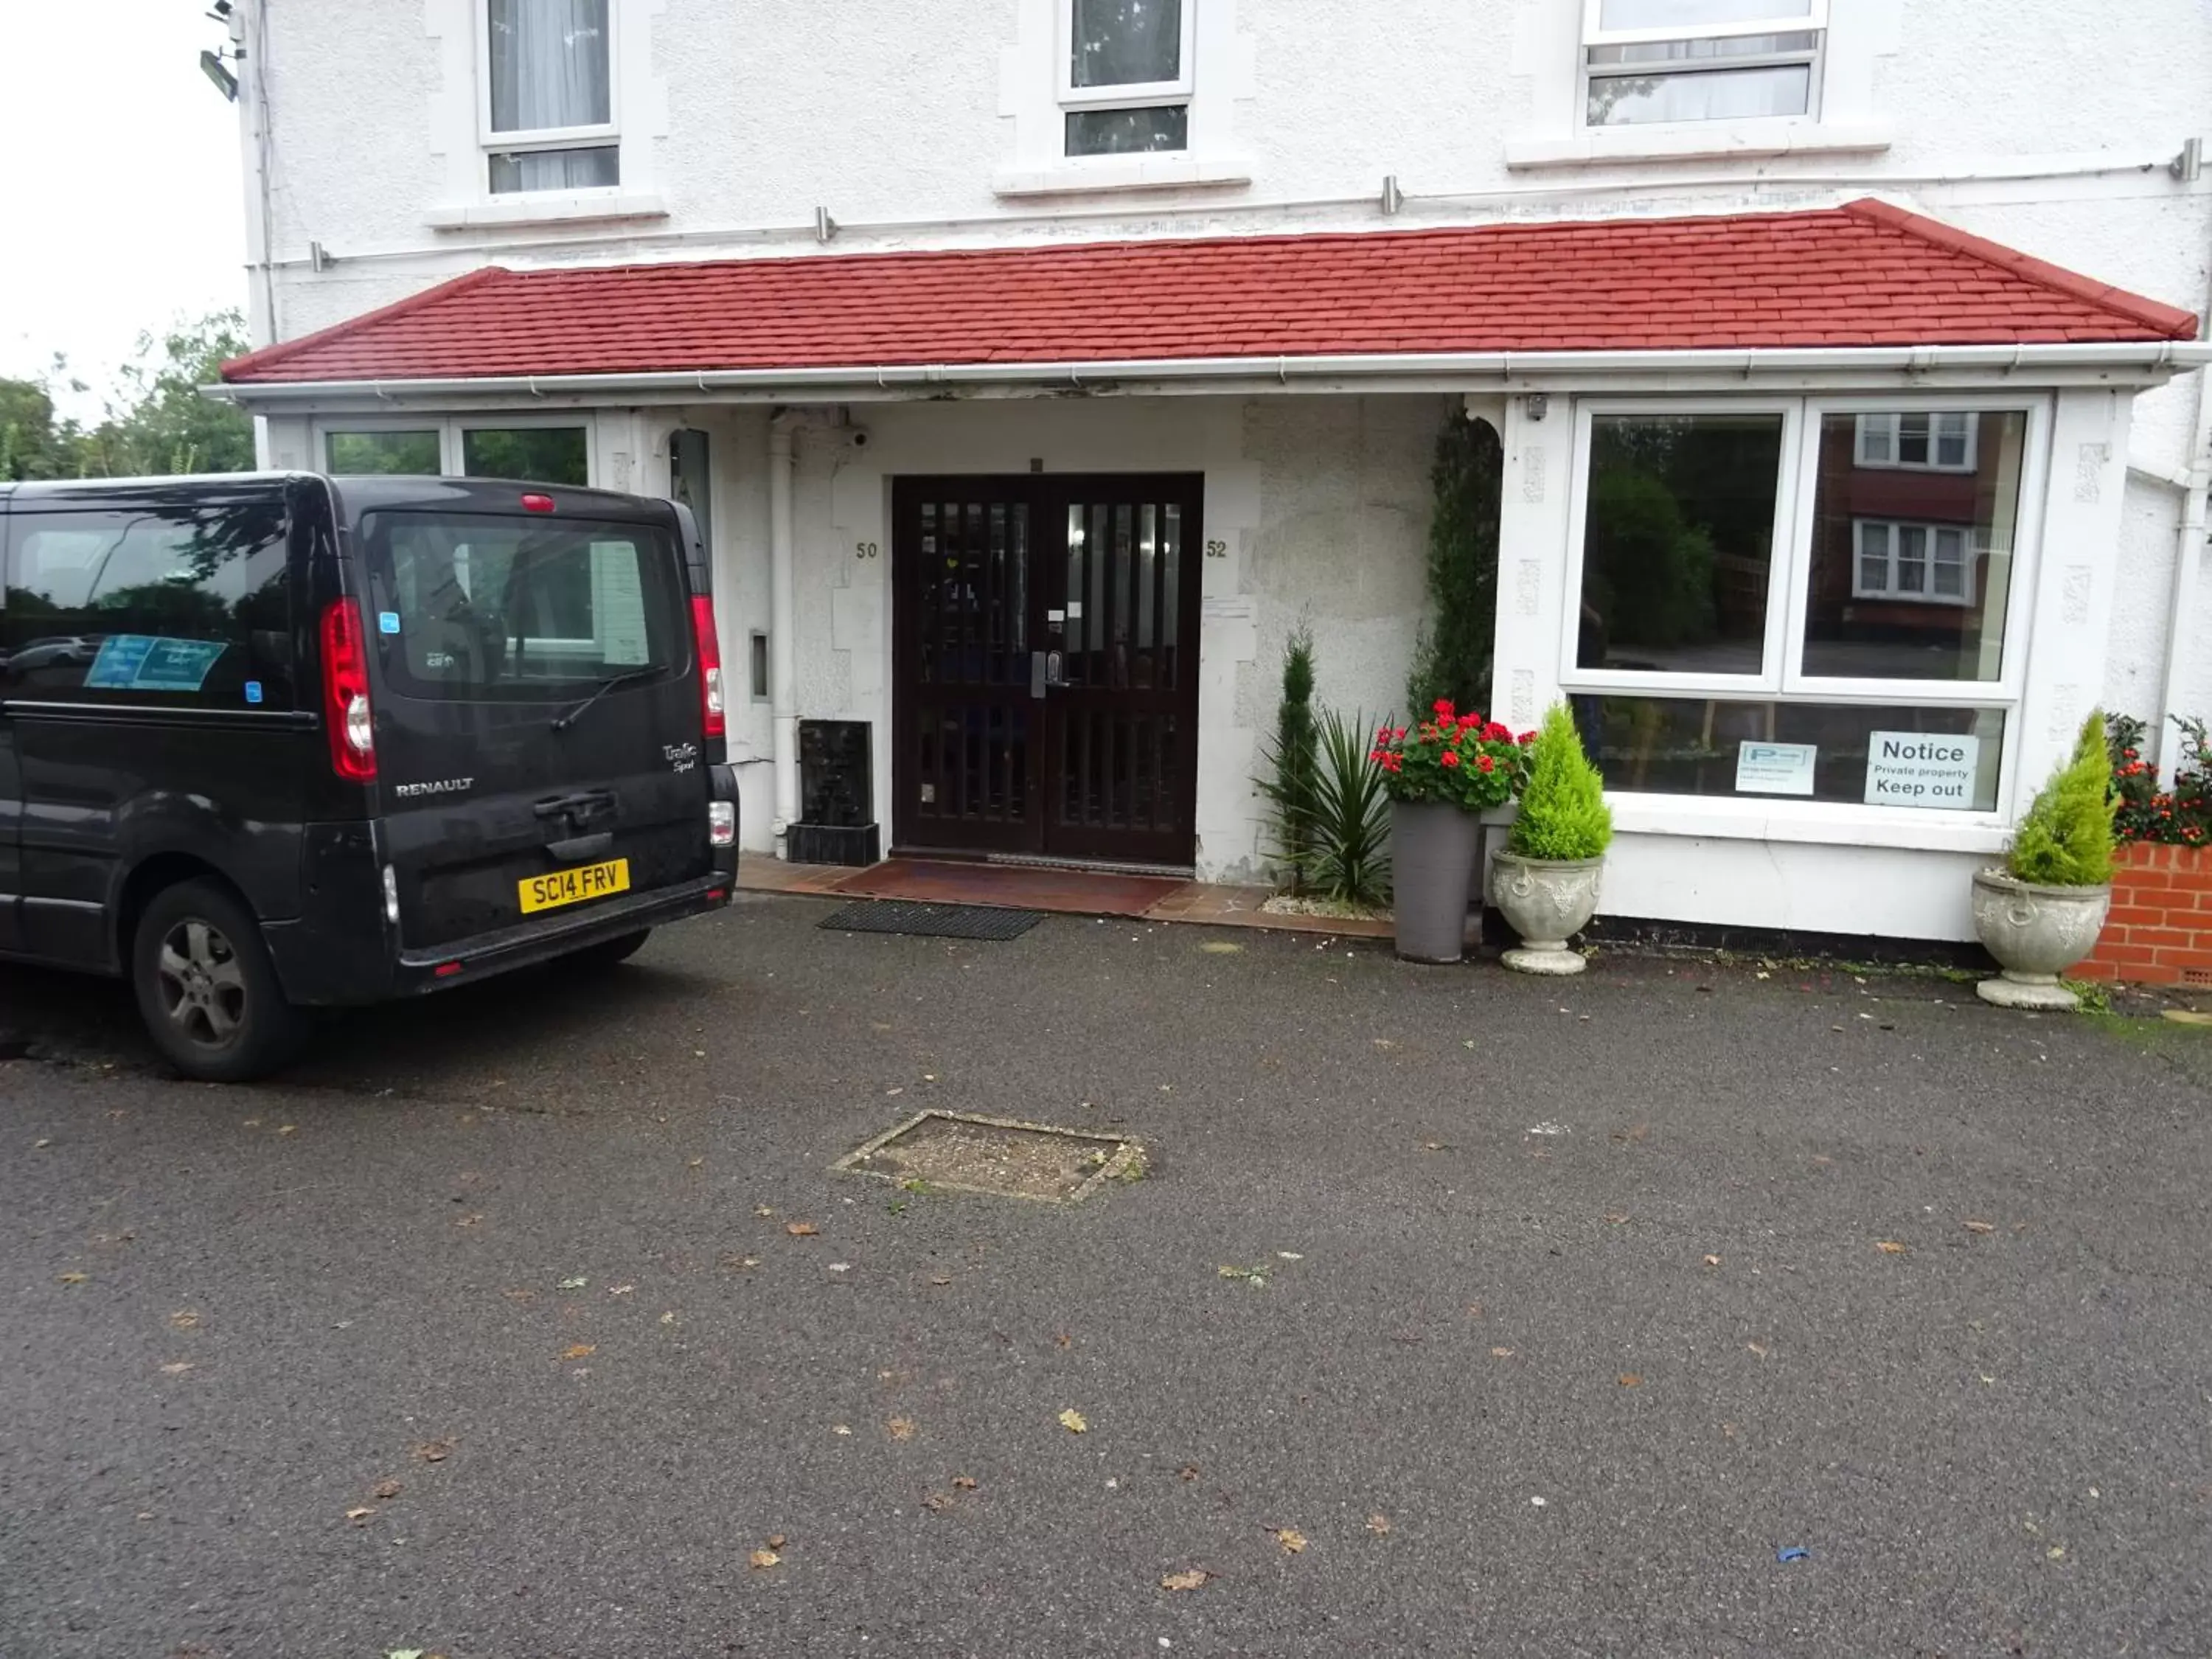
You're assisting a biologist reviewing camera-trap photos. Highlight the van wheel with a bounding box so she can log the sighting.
[131,880,306,1082]
[568,929,653,970]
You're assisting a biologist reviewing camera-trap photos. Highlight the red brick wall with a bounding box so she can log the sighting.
[2073,844,2212,987]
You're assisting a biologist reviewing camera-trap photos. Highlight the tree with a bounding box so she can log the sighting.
[72,313,257,478]
[1406,411,1503,717]
[1,378,76,481]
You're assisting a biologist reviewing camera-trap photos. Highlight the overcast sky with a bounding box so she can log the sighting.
[0,1,248,420]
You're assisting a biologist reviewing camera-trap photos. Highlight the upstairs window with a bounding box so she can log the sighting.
[1582,0,1825,128]
[1855,411,1977,473]
[1062,0,1194,156]
[483,0,617,194]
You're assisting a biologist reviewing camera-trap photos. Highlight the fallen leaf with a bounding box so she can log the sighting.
[608,1284,636,1296]
[55,1271,86,1285]
[389,1650,425,1659]
[1604,1211,1630,1225]
[785,1222,819,1238]
[346,1506,375,1523]
[414,1441,453,1464]
[888,1417,917,1441]
[372,1480,403,1500]
[1161,1568,1212,1590]
[1176,1464,1200,1481]
[723,1255,762,1270]
[1702,1255,1722,1268]
[453,1214,483,1228]
[276,1125,297,1136]
[561,1343,597,1361]
[2048,1545,2066,1560]
[832,1425,852,1436]
[1875,1240,1908,1254]
[1366,1513,1392,1535]
[32,1138,51,1150]
[1964,1220,1997,1234]
[501,1287,536,1302]
[660,1311,676,1326]
[557,1276,588,1290]
[168,1310,201,1329]
[1276,1251,1304,1262]
[922,1493,951,1513]
[749,1548,781,1569]
[1271,1527,1307,1554]
[754,1206,775,1217]
[159,1361,194,1376]
[1054,1331,1073,1349]
[928,1274,952,1286]
[1490,1346,1515,1358]
[1617,1373,1644,1388]
[1747,1341,1769,1360]
[1057,1408,1088,1434]
[952,1476,977,1491]
[686,1157,704,1169]
[767,1533,787,1548]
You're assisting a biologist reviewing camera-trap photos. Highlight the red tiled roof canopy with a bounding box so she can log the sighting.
[223,198,2198,386]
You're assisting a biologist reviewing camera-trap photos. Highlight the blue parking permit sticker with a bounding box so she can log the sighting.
[378,611,402,635]
[245,681,264,706]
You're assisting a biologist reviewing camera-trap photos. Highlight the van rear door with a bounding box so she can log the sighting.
[351,495,712,953]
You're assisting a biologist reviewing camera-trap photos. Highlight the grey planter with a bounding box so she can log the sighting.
[1489,849,1604,975]
[1391,800,1481,964]
[1970,868,2112,1010]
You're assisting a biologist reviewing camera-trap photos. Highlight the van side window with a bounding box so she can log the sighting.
[0,498,293,709]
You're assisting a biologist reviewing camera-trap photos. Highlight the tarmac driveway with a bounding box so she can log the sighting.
[2,894,2209,1657]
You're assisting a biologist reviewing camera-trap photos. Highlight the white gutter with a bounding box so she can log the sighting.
[210,341,2212,408]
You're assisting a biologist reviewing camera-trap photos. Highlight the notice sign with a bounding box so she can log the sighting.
[1865,731,1980,808]
[1736,740,1818,796]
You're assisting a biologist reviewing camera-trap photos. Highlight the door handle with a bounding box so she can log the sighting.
[1030,650,1048,700]
[1046,650,1065,689]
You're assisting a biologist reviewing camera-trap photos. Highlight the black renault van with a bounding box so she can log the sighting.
[0,473,738,1080]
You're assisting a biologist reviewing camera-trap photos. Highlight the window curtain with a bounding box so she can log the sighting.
[1071,0,1180,87]
[489,0,611,131]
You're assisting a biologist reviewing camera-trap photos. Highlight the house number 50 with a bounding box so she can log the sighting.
[1205,539,1228,559]
[855,541,879,559]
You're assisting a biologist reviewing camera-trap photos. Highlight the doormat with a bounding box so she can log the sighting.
[833,1110,1146,1203]
[818,900,1044,942]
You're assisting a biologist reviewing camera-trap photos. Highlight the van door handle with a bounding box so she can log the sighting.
[547,831,614,862]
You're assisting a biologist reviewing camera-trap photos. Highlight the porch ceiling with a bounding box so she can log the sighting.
[218,198,2202,400]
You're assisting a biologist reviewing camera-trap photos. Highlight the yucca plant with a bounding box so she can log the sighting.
[1304,709,1393,906]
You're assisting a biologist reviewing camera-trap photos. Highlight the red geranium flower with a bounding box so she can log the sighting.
[1477,753,1495,773]
[1440,751,1461,768]
[1433,699,1455,719]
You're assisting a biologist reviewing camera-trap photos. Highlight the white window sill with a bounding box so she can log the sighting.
[1603,793,2008,855]
[992,154,1253,198]
[425,192,668,232]
[1504,120,1891,171]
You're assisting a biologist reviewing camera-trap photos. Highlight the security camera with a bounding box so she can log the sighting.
[846,428,871,450]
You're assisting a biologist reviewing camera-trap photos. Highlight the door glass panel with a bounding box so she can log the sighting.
[1160,503,1182,689]
[1065,504,1088,663]
[1088,504,1108,687]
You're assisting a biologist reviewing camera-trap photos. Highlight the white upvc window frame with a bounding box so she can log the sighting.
[1854,410,1978,473]
[474,0,622,192]
[1557,392,2051,824]
[1851,518,1979,608]
[1578,0,1828,131]
[1056,0,1198,153]
[315,413,600,484]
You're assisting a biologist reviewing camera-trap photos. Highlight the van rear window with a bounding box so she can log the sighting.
[360,511,686,700]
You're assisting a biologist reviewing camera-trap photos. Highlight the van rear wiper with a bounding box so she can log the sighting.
[551,666,662,732]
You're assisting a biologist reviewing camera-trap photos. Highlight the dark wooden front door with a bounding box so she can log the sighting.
[893,474,1203,867]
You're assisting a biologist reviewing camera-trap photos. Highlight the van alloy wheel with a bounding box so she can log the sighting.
[156,919,249,1048]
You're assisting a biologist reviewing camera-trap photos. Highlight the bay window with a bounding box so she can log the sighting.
[1562,397,2045,815]
[1581,0,1826,128]
[482,0,617,194]
[1062,0,1194,156]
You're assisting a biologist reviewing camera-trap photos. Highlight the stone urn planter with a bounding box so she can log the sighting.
[1391,800,1481,964]
[1489,850,1604,975]
[1970,869,2112,1009]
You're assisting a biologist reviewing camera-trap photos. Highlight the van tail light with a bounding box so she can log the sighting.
[691,594,726,740]
[319,598,377,782]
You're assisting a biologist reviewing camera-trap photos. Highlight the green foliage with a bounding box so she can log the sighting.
[1303,709,1393,907]
[1406,413,1503,716]
[1256,623,1320,890]
[2008,711,2117,886]
[1509,702,1613,861]
[1,311,255,483]
[1582,467,1718,650]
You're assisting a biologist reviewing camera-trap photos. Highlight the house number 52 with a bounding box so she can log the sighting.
[1204,539,1228,559]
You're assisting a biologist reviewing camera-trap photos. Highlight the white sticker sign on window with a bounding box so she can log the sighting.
[1865,731,1980,808]
[1735,741,1817,796]
[590,543,651,666]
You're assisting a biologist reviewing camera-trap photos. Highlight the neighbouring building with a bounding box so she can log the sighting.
[211,0,2212,942]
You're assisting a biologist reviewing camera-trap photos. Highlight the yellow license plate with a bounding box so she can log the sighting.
[519,858,631,915]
